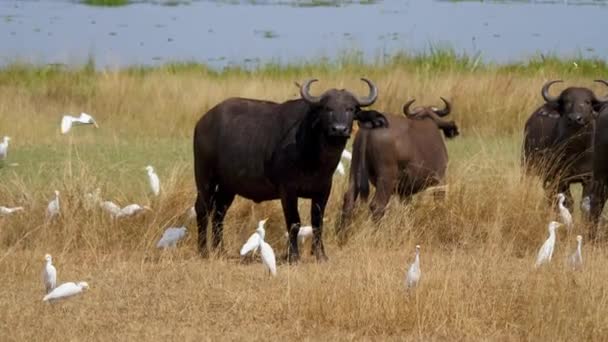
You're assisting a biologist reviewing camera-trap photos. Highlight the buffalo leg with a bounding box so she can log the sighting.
[338,178,359,244]
[211,188,235,253]
[195,185,215,257]
[370,169,397,222]
[311,191,330,262]
[281,193,301,264]
[590,180,608,241]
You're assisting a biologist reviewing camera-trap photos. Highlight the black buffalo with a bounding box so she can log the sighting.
[587,80,608,239]
[193,79,387,262]
[522,80,607,210]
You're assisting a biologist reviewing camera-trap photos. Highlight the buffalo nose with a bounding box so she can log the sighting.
[330,124,349,136]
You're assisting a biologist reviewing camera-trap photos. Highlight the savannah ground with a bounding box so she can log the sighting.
[1,53,608,340]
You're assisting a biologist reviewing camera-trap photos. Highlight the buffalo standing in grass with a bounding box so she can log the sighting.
[587,81,608,238]
[193,79,387,262]
[522,80,608,210]
[339,98,459,237]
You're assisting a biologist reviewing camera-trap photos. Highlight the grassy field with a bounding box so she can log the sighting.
[1,54,608,340]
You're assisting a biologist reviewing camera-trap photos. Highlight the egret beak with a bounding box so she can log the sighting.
[92,121,99,128]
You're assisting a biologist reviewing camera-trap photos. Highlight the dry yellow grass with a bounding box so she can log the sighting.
[1,61,608,340]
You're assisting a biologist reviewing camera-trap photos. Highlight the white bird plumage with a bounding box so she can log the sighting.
[116,204,150,218]
[568,235,583,270]
[0,136,11,160]
[334,148,352,176]
[240,218,268,256]
[557,193,573,229]
[406,245,421,289]
[157,226,188,248]
[341,149,352,161]
[581,196,591,213]
[145,165,160,196]
[42,254,57,294]
[535,221,562,268]
[46,190,60,220]
[283,225,314,245]
[260,240,277,276]
[61,112,99,134]
[43,281,89,302]
[101,201,149,219]
[0,206,24,216]
[84,188,102,210]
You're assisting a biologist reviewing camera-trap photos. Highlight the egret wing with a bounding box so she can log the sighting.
[240,233,261,256]
[260,241,277,276]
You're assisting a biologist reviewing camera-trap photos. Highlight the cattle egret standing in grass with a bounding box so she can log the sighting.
[569,235,583,270]
[334,148,353,176]
[0,206,24,216]
[157,226,188,248]
[341,149,352,161]
[101,200,121,218]
[0,136,10,160]
[535,221,562,268]
[283,225,314,245]
[557,193,573,229]
[260,238,277,277]
[61,113,98,134]
[406,245,421,289]
[145,165,160,196]
[581,196,591,213]
[187,206,196,220]
[84,188,101,210]
[46,190,60,220]
[240,218,268,257]
[42,254,57,294]
[116,204,150,218]
[43,282,89,302]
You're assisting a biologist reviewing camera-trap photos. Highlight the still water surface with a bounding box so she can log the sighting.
[1,0,607,68]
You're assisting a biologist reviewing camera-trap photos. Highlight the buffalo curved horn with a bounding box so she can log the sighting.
[402,99,417,117]
[594,80,608,102]
[541,80,562,103]
[357,78,378,107]
[300,79,322,104]
[434,97,452,117]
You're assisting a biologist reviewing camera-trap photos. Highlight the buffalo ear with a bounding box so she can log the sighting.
[356,110,389,129]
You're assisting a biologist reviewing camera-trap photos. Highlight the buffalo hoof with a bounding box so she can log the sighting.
[287,252,300,264]
[314,249,328,262]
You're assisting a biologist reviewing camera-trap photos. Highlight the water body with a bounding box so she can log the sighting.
[1,0,606,69]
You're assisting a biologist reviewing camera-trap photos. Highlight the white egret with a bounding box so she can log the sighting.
[0,136,10,160]
[157,226,188,248]
[46,190,60,220]
[240,218,268,257]
[405,245,421,289]
[260,240,277,276]
[283,225,314,245]
[42,254,57,294]
[187,206,196,220]
[581,196,591,213]
[100,200,121,218]
[335,161,346,176]
[116,204,150,218]
[557,193,573,229]
[341,149,352,161]
[0,206,24,216]
[145,165,160,196]
[43,281,89,302]
[61,112,99,134]
[84,188,102,210]
[568,235,583,270]
[535,221,562,268]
